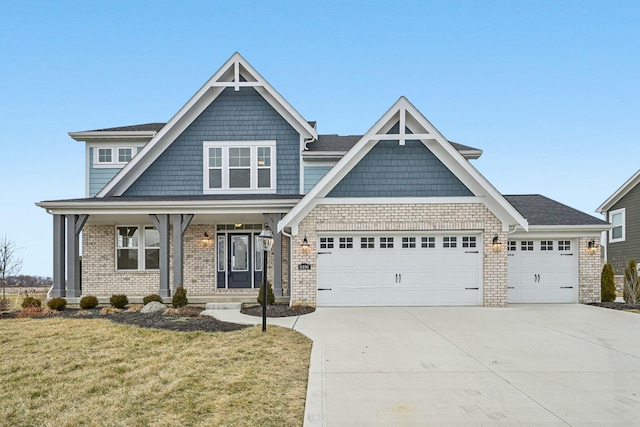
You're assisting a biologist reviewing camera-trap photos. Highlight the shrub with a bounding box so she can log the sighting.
[143,294,163,305]
[172,286,188,308]
[21,297,42,309]
[623,260,640,304]
[16,306,44,318]
[600,264,616,302]
[0,298,9,312]
[79,295,99,309]
[110,294,129,309]
[47,297,67,311]
[257,281,275,305]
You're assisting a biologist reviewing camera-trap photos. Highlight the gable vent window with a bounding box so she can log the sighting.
[203,141,276,194]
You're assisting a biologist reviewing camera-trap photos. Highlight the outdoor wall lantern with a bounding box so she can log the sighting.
[300,235,310,253]
[259,226,274,333]
[200,232,213,247]
[492,235,503,252]
[587,240,598,255]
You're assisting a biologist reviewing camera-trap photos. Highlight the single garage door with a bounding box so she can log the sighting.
[316,233,482,306]
[507,239,578,303]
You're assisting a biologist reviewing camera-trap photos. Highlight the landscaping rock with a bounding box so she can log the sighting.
[140,301,167,314]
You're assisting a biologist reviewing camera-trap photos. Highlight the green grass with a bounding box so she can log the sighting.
[0,318,312,426]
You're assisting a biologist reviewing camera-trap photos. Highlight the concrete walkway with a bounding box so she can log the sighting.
[207,305,640,426]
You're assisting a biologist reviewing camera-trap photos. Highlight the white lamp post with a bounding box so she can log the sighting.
[258,226,274,332]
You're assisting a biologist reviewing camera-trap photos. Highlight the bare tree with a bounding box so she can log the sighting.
[0,234,22,301]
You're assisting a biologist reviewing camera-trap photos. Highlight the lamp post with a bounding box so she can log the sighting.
[258,226,274,332]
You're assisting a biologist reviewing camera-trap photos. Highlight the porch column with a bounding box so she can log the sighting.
[66,214,88,297]
[265,213,283,296]
[52,214,66,298]
[151,214,171,297]
[171,214,193,292]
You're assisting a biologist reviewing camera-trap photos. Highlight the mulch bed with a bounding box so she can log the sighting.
[587,302,640,312]
[240,303,315,317]
[0,303,316,332]
[0,307,248,333]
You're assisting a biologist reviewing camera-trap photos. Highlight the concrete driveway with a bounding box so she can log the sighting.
[293,305,640,426]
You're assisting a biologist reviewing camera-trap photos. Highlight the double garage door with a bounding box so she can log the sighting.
[316,233,482,306]
[507,239,578,303]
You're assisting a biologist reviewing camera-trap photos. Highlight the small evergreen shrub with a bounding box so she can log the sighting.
[600,264,616,302]
[143,294,163,305]
[47,297,67,311]
[21,297,42,309]
[79,295,99,309]
[172,286,188,308]
[110,294,129,309]
[257,281,275,305]
[623,259,640,304]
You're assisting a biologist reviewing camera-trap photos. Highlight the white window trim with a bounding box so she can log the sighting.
[203,141,277,194]
[94,146,137,168]
[115,225,160,271]
[609,208,626,243]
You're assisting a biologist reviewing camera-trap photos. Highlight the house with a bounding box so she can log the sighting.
[37,53,609,307]
[597,170,640,289]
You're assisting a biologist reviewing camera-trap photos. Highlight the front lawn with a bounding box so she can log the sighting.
[0,318,312,427]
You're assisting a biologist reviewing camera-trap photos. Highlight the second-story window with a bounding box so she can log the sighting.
[203,141,276,193]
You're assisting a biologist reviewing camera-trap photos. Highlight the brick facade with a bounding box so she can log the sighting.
[290,202,508,307]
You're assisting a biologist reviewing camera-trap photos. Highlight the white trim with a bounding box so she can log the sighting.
[609,208,625,243]
[85,145,90,197]
[70,130,158,141]
[597,169,640,213]
[278,97,528,234]
[202,140,276,194]
[97,52,317,197]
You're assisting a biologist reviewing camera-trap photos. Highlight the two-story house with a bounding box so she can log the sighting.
[38,53,608,307]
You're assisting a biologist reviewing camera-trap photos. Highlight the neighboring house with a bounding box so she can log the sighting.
[597,170,640,287]
[37,52,609,307]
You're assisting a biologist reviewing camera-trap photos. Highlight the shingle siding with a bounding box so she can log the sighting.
[304,165,332,193]
[327,140,473,198]
[88,147,119,197]
[608,184,640,274]
[124,87,300,196]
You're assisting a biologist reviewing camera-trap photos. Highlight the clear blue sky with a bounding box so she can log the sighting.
[1,1,638,277]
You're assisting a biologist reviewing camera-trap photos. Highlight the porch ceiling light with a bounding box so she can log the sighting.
[492,235,502,252]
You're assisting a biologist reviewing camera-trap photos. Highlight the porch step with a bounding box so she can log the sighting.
[205,302,242,310]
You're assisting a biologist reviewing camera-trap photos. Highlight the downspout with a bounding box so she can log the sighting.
[281,229,294,306]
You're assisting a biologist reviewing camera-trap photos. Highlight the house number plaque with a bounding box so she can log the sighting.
[298,263,312,270]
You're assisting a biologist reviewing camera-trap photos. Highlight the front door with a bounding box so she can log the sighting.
[228,233,252,288]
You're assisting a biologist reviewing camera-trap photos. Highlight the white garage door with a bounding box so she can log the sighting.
[507,239,578,303]
[316,233,482,306]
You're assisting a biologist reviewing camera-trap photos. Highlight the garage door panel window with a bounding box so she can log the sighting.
[380,237,394,248]
[339,237,353,249]
[541,241,553,251]
[361,237,374,248]
[421,237,435,248]
[443,237,457,248]
[462,236,476,248]
[320,237,334,249]
[508,240,516,252]
[558,241,571,251]
[402,237,416,248]
[521,241,534,251]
